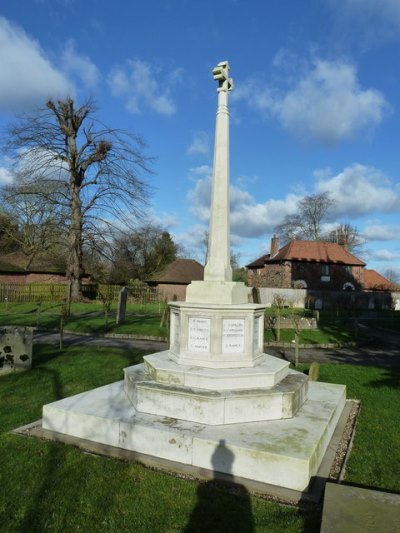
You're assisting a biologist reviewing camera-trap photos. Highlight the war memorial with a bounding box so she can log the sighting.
[41,61,346,495]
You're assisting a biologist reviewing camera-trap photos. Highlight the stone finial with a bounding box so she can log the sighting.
[212,61,233,92]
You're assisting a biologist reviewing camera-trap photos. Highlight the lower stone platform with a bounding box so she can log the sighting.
[42,379,346,492]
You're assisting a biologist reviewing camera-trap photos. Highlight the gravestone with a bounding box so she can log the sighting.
[116,287,128,324]
[0,327,33,375]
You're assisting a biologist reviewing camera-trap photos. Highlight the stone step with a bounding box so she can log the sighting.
[124,364,308,425]
[141,351,290,391]
[41,379,346,492]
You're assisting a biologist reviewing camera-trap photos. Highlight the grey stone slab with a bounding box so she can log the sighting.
[321,482,400,533]
[41,379,345,492]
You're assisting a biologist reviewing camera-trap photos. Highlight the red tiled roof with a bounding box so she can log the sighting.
[363,269,395,291]
[147,259,204,284]
[247,240,365,268]
[271,240,365,266]
[246,254,270,269]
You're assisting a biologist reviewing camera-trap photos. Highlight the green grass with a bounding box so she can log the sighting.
[0,345,309,532]
[0,302,168,337]
[265,327,358,344]
[315,364,400,491]
[1,346,399,531]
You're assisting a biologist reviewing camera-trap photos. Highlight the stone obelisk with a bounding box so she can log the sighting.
[186,61,248,305]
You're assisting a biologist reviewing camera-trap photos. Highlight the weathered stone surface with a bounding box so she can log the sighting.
[116,286,128,324]
[142,351,289,390]
[125,364,308,424]
[0,326,33,375]
[321,482,400,533]
[168,302,266,368]
[42,379,346,492]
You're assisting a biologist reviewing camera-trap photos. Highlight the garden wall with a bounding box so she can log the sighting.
[256,287,400,310]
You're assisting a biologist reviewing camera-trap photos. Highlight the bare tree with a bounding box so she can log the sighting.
[276,192,335,242]
[326,223,364,253]
[1,183,67,269]
[3,98,151,300]
[384,268,400,286]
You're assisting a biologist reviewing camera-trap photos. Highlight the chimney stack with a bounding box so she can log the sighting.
[270,235,279,257]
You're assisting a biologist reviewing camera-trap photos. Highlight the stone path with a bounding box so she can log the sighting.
[33,324,400,366]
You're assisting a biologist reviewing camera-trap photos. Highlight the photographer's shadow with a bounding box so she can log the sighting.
[185,439,254,532]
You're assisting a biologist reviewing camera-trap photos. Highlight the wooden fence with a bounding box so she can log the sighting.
[0,283,68,303]
[0,282,159,304]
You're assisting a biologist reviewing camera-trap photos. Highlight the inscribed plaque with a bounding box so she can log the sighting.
[222,318,245,353]
[188,317,211,352]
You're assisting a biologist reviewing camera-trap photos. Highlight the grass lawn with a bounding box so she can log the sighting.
[264,327,358,345]
[0,302,370,345]
[0,302,168,338]
[0,345,308,533]
[1,345,399,532]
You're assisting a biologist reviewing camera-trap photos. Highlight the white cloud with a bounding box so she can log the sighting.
[363,223,399,241]
[316,164,400,216]
[186,166,300,239]
[62,40,99,88]
[233,59,388,144]
[108,59,180,116]
[0,167,13,185]
[370,249,400,261]
[0,17,73,113]
[187,131,210,157]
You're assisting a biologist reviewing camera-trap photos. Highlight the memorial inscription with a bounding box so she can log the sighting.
[222,318,245,353]
[188,317,211,352]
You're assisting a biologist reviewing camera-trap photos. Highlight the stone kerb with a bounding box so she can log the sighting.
[168,301,266,368]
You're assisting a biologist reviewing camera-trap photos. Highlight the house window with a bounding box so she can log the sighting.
[321,264,330,276]
[321,264,330,282]
[345,266,352,276]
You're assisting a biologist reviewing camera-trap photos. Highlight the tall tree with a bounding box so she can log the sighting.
[3,98,151,299]
[276,192,335,242]
[109,225,178,284]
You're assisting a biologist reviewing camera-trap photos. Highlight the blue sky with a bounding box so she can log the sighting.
[1,0,400,277]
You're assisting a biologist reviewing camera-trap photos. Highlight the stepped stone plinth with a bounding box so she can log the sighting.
[124,364,308,425]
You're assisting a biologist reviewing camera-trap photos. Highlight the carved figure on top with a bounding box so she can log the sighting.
[212,61,233,92]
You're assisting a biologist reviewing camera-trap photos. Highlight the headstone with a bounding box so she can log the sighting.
[116,287,128,324]
[0,327,33,375]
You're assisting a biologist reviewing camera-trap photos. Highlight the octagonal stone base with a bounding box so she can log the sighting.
[169,302,266,369]
[124,358,308,425]
[143,351,290,390]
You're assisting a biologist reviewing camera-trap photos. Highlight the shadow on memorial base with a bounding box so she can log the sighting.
[184,439,254,533]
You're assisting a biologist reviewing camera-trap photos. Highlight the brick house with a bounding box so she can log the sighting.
[246,237,372,291]
[146,258,204,301]
[363,269,396,292]
[0,252,90,284]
